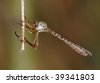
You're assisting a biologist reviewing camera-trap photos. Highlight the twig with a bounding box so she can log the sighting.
[21,0,25,51]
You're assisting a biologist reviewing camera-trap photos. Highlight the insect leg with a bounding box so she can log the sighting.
[32,32,39,49]
[15,31,36,48]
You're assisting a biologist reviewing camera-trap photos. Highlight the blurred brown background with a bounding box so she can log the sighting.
[0,0,100,70]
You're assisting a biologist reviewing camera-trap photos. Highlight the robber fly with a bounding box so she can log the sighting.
[15,17,92,56]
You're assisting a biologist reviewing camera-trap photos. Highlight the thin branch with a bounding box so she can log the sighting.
[21,0,25,51]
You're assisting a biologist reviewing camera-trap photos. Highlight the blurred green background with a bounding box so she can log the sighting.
[0,0,100,70]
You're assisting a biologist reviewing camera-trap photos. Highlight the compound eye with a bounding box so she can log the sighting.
[36,21,48,32]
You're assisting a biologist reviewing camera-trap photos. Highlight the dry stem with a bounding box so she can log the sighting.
[21,0,25,50]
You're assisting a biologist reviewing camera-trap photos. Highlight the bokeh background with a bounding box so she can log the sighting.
[0,0,100,70]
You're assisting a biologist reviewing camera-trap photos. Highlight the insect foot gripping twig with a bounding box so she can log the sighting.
[15,31,37,48]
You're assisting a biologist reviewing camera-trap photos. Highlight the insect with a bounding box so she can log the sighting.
[15,17,92,56]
